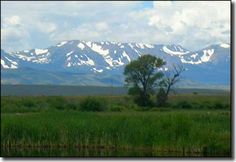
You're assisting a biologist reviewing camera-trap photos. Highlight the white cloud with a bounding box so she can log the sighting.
[36,22,57,34]
[144,1,230,49]
[51,23,110,43]
[153,1,172,7]
[1,1,143,51]
[3,15,21,26]
[1,15,31,51]
[95,22,109,31]
[1,1,230,51]
[1,27,31,52]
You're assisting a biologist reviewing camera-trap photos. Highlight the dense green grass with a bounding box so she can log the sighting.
[1,110,230,156]
[1,95,231,156]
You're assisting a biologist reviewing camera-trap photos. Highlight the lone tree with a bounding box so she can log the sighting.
[124,54,165,107]
[157,64,185,106]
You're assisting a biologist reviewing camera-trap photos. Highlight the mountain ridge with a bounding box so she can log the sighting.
[1,40,230,87]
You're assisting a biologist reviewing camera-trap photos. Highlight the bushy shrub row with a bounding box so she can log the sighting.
[171,101,230,110]
[1,97,46,113]
[2,96,140,113]
[1,95,230,113]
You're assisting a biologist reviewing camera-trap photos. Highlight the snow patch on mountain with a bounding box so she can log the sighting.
[88,43,117,67]
[180,59,202,64]
[104,56,114,67]
[32,56,50,64]
[85,41,92,48]
[11,64,17,69]
[201,49,214,62]
[180,49,214,64]
[1,58,18,69]
[128,43,134,49]
[145,44,154,48]
[57,41,68,47]
[5,56,18,65]
[67,62,71,67]
[35,49,48,55]
[220,43,230,48]
[135,43,154,49]
[113,58,124,66]
[136,43,145,49]
[93,68,103,73]
[163,46,189,55]
[77,55,95,66]
[67,56,71,61]
[77,43,85,50]
[17,55,32,61]
[66,51,74,57]
[1,59,9,68]
[91,43,109,56]
[190,53,198,59]
[66,53,95,67]
[122,51,131,62]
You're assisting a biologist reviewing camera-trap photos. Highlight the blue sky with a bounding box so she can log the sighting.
[1,1,230,52]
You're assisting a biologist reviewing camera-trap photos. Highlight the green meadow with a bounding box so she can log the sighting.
[1,94,231,157]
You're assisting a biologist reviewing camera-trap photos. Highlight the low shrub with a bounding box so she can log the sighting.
[173,101,193,109]
[201,101,214,109]
[189,102,201,109]
[214,102,229,109]
[1,102,41,113]
[80,97,105,112]
[171,100,230,110]
[125,103,140,111]
[108,105,125,112]
[150,107,172,112]
[215,102,224,109]
[2,103,20,113]
[66,102,79,110]
[21,98,37,108]
[224,103,230,109]
[47,96,68,110]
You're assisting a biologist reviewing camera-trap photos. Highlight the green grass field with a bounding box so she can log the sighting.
[1,94,231,157]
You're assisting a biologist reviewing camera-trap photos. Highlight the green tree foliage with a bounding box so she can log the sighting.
[124,54,165,107]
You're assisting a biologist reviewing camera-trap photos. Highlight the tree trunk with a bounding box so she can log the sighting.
[142,82,148,106]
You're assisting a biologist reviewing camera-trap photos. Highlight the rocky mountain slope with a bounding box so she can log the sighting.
[1,40,230,88]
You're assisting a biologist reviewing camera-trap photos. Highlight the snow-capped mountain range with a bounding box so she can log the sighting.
[1,40,230,88]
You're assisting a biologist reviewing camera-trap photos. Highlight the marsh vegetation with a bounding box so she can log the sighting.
[1,94,231,157]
